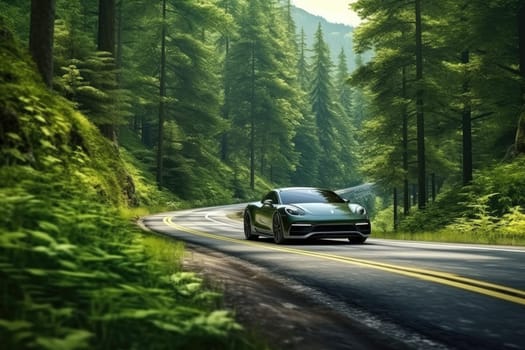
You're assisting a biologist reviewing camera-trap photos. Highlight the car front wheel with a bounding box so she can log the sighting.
[243,211,258,240]
[272,214,285,244]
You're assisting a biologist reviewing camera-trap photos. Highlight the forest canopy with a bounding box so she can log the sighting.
[1,0,525,229]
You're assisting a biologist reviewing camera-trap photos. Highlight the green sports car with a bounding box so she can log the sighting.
[243,187,371,244]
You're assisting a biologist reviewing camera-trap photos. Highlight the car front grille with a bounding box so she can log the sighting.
[289,222,371,236]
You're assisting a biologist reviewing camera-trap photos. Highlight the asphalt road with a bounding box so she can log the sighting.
[142,204,525,350]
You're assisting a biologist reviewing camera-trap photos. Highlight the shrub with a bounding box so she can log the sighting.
[0,167,247,349]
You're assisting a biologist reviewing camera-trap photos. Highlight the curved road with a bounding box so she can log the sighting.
[142,204,525,350]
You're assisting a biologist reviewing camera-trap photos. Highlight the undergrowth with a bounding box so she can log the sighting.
[372,157,525,246]
[0,167,252,349]
[0,26,266,349]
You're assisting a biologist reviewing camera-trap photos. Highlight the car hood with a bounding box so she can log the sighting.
[291,202,356,216]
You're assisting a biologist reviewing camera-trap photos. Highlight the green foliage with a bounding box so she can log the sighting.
[1,0,366,196]
[223,0,304,186]
[369,197,394,232]
[447,193,501,240]
[395,157,525,244]
[0,29,264,349]
[5,104,122,203]
[302,23,363,188]
[499,206,525,238]
[0,1,29,44]
[118,0,243,200]
[0,167,247,349]
[0,31,137,206]
[52,6,133,136]
[56,52,132,131]
[350,0,523,205]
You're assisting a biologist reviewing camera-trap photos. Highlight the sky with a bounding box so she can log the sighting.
[290,0,361,27]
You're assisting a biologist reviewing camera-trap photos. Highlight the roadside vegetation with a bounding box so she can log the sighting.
[0,27,267,350]
[370,157,525,246]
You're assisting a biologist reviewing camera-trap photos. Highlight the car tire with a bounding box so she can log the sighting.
[348,236,367,244]
[243,211,258,240]
[272,214,285,244]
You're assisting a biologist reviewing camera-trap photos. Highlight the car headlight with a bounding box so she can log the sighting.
[285,206,305,216]
[349,204,367,216]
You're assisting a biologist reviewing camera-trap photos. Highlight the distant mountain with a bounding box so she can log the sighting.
[291,6,356,71]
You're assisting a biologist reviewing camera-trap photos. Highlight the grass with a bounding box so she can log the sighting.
[371,230,525,246]
[371,174,525,247]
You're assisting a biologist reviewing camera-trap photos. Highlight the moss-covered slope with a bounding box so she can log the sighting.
[0,26,254,349]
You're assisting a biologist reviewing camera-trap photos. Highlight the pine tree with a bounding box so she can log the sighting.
[159,0,229,198]
[309,23,346,187]
[335,48,352,118]
[292,26,320,186]
[116,0,160,148]
[518,2,525,154]
[156,0,167,188]
[225,0,301,188]
[351,0,421,209]
[334,48,361,186]
[216,0,242,162]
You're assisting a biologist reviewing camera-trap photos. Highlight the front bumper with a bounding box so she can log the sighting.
[285,220,371,239]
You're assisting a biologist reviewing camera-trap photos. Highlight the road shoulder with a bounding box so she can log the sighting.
[182,243,408,350]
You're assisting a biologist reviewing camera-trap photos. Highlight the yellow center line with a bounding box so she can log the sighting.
[163,216,525,306]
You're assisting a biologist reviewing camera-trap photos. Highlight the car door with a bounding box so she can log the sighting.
[254,191,278,232]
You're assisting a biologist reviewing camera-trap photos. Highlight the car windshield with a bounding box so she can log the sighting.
[280,189,345,204]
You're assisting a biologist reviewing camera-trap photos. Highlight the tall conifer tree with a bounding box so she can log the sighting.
[292,27,320,186]
[309,23,346,187]
[225,0,301,188]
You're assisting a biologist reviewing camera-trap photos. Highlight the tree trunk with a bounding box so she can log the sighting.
[98,0,116,55]
[516,3,525,154]
[220,1,231,162]
[393,188,398,231]
[415,0,426,209]
[402,64,410,216]
[516,112,525,154]
[250,41,256,190]
[461,50,473,184]
[431,173,436,202]
[29,0,55,88]
[116,0,123,71]
[156,0,167,188]
[97,0,116,140]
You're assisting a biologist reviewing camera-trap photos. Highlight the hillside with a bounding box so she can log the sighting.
[291,6,359,70]
[0,27,257,349]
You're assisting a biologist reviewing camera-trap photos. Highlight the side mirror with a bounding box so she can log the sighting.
[262,199,274,207]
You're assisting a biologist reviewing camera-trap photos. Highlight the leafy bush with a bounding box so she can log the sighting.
[445,194,525,244]
[0,167,248,349]
[396,157,525,244]
[0,36,133,207]
[398,187,465,232]
[368,197,393,232]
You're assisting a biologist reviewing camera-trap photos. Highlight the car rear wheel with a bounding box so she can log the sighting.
[243,211,258,240]
[348,236,367,244]
[272,214,285,244]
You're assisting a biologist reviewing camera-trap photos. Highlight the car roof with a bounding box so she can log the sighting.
[275,187,332,192]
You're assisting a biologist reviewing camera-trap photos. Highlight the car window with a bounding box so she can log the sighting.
[280,189,345,204]
[261,191,279,204]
